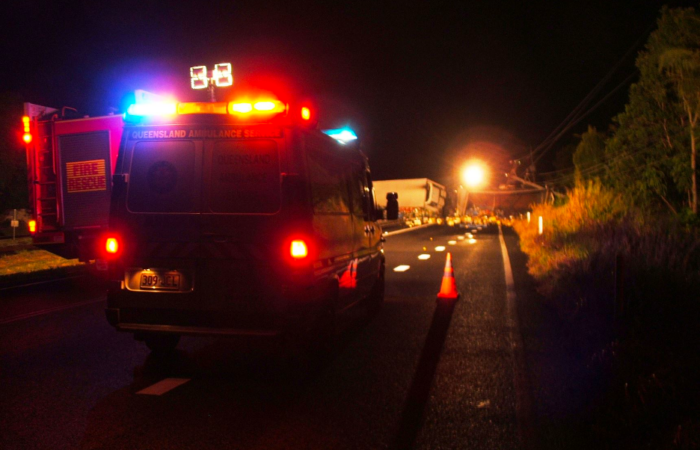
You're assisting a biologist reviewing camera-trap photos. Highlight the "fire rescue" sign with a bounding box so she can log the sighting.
[66,159,107,193]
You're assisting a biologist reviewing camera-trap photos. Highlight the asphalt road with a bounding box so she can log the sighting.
[0,224,581,450]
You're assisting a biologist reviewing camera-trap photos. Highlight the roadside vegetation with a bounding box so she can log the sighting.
[514,6,700,447]
[0,244,83,277]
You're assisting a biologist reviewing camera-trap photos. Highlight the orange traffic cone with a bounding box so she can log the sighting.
[437,252,459,301]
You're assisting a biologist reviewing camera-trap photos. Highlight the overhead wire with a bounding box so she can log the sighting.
[532,70,639,166]
[521,21,657,166]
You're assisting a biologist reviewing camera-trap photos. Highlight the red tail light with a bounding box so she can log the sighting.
[301,107,311,121]
[28,220,36,233]
[105,237,119,255]
[22,116,32,143]
[290,240,308,259]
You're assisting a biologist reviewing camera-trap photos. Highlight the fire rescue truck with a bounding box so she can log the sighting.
[102,83,385,353]
[21,103,124,261]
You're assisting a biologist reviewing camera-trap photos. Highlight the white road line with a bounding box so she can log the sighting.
[417,254,431,260]
[434,246,446,252]
[0,298,104,325]
[137,378,191,396]
[393,265,411,272]
[498,224,535,448]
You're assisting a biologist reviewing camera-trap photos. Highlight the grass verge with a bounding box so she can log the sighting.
[0,248,83,277]
[514,180,700,448]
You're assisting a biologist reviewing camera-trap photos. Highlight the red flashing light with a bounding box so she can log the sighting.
[228,99,285,115]
[28,220,36,233]
[23,133,32,143]
[301,107,311,121]
[290,240,308,259]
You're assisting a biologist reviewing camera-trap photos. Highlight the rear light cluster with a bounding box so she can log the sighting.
[22,116,32,143]
[28,220,36,233]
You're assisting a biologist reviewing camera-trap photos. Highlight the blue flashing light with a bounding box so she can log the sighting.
[323,128,358,145]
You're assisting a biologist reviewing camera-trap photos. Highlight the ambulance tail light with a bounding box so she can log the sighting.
[290,240,309,260]
[22,116,32,143]
[28,220,36,234]
[102,235,121,258]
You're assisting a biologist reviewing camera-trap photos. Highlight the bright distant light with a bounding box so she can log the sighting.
[418,254,431,260]
[468,238,477,244]
[435,246,446,252]
[448,240,457,245]
[393,265,411,272]
[462,160,488,188]
[458,236,465,240]
[323,128,358,145]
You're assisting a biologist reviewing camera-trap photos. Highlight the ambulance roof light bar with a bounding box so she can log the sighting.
[125,98,287,118]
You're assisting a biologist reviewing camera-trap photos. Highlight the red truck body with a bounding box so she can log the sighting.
[23,103,124,261]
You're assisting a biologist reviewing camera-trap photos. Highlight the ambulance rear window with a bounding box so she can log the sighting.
[207,140,281,213]
[127,141,197,213]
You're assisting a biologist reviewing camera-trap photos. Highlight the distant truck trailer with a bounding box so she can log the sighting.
[373,178,446,221]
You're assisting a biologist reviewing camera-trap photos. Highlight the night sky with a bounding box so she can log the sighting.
[2,1,697,186]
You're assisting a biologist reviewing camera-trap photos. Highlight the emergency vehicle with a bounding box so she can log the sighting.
[22,103,124,261]
[103,91,385,353]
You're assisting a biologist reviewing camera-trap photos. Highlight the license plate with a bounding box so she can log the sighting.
[139,271,181,291]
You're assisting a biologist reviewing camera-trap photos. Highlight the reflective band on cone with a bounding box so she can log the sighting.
[437,252,459,301]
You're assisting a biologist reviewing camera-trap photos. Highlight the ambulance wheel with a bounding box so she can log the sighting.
[306,288,337,360]
[366,262,385,315]
[144,334,180,354]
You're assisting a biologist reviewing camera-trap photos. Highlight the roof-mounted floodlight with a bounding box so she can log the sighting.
[190,63,233,101]
[323,128,358,145]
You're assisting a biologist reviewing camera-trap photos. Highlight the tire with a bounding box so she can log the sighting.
[303,285,338,362]
[143,334,180,354]
[366,261,386,315]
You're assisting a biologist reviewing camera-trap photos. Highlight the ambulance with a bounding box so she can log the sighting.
[103,87,385,353]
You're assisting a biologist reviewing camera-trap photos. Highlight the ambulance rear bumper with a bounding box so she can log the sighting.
[106,314,282,337]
